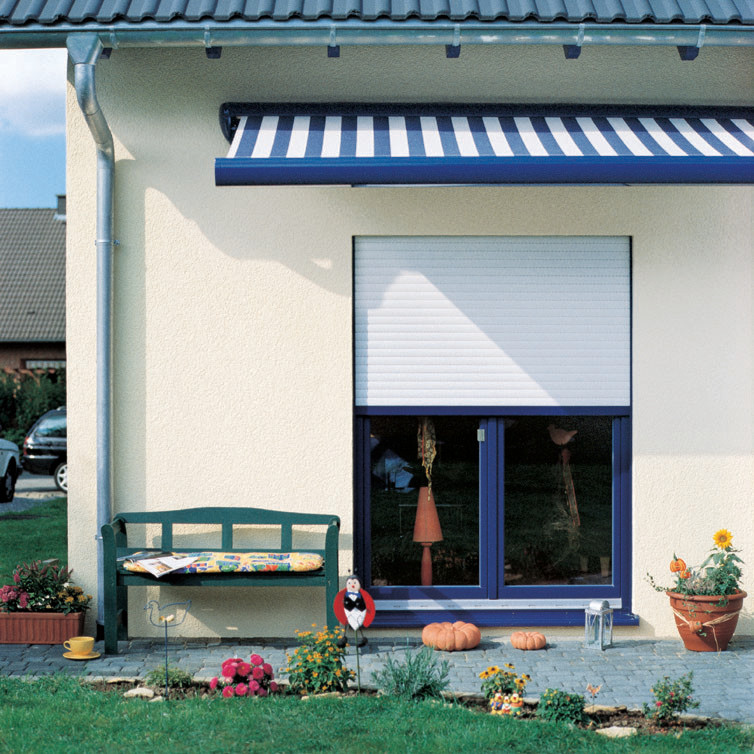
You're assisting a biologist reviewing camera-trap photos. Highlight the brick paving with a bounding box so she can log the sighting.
[0,635,751,723]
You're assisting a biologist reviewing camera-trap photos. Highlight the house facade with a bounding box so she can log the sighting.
[2,1,752,641]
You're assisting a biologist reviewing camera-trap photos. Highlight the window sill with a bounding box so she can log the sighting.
[370,608,639,628]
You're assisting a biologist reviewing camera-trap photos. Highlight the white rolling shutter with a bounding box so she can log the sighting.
[354,236,630,407]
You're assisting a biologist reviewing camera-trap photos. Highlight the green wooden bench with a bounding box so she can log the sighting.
[101,506,340,655]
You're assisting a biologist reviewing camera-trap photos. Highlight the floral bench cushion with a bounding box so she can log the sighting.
[122,551,324,574]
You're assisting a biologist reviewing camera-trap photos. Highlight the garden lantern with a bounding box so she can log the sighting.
[584,599,613,650]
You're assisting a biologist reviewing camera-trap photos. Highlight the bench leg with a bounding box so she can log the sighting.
[103,583,120,654]
[325,574,338,630]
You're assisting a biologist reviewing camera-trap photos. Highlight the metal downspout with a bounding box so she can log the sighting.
[67,34,115,628]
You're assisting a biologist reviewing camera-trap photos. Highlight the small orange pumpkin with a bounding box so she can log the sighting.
[509,631,547,651]
[421,621,481,652]
[670,557,687,573]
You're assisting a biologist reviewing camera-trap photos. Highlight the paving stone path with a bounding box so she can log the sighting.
[0,636,751,724]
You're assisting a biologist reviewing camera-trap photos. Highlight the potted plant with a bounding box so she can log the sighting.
[0,560,92,644]
[648,529,746,652]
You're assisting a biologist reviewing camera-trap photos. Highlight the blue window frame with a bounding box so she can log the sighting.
[354,407,635,627]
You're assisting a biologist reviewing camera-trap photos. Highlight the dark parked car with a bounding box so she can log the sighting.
[22,407,67,492]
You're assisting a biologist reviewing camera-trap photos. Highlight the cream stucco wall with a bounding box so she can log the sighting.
[67,44,754,639]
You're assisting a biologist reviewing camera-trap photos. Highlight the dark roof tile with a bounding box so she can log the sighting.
[0,208,65,343]
[0,0,750,25]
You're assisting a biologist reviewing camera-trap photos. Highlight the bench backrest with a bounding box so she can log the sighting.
[110,507,340,553]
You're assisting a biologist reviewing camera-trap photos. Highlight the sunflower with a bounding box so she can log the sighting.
[713,529,733,550]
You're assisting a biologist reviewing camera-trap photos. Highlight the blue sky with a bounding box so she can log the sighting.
[0,49,67,208]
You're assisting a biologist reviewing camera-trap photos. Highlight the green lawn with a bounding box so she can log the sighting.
[0,497,68,582]
[0,676,751,754]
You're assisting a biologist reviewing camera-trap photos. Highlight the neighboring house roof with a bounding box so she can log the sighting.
[0,207,65,343]
[0,0,751,26]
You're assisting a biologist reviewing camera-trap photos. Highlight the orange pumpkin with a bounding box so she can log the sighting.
[421,621,481,651]
[509,631,547,651]
[670,557,687,573]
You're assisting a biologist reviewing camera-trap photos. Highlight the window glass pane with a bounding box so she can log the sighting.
[504,416,613,586]
[37,415,66,438]
[370,416,480,587]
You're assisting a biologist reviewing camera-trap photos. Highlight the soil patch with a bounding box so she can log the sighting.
[87,680,720,735]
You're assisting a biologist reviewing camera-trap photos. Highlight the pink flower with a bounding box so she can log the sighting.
[248,680,260,692]
[209,677,219,690]
[0,586,17,603]
[18,593,28,609]
[262,663,273,677]
[269,681,279,693]
[222,665,236,679]
[252,666,264,681]
[257,687,268,697]
[237,662,251,677]
[13,573,19,583]
[222,686,234,698]
[235,683,248,696]
[656,702,663,707]
[250,653,263,666]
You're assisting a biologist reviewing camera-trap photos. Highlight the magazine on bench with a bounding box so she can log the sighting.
[118,551,202,578]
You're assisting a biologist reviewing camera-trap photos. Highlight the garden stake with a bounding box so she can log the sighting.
[144,599,191,699]
[333,574,375,693]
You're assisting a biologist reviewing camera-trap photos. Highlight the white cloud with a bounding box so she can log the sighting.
[0,49,67,137]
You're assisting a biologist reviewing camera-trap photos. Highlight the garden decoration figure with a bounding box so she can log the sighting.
[510,692,524,716]
[547,424,580,528]
[334,575,375,648]
[145,599,191,699]
[489,692,506,715]
[334,575,375,692]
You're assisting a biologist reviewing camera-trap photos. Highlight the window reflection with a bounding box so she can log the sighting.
[370,416,480,587]
[504,416,613,586]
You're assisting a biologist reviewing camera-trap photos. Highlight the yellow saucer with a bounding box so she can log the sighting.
[63,651,101,660]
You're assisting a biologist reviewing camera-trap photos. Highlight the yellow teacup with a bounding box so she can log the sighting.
[63,636,95,655]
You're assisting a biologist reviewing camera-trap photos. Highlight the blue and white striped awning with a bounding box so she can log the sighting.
[215,105,754,186]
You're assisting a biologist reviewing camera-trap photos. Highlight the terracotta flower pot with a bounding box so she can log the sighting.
[667,590,747,652]
[0,612,85,644]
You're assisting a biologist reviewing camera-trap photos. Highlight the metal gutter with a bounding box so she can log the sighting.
[66,33,115,629]
[0,20,751,51]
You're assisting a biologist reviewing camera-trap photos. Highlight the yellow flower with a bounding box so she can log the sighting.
[713,529,733,550]
[504,663,515,670]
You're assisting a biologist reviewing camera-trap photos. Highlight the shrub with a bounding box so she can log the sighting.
[0,561,91,614]
[210,653,279,698]
[285,625,354,695]
[0,370,66,447]
[479,663,531,701]
[144,665,193,689]
[536,688,586,725]
[371,645,450,702]
[643,672,700,723]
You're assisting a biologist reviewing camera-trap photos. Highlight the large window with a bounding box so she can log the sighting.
[353,236,632,625]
